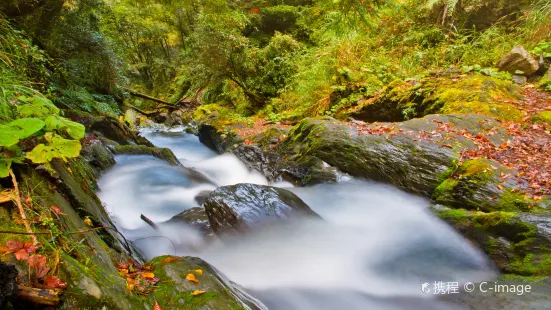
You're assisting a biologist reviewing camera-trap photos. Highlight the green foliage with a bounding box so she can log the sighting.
[532,41,551,59]
[26,133,82,164]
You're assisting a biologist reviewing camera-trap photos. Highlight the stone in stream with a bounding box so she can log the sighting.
[166,207,214,237]
[204,183,320,236]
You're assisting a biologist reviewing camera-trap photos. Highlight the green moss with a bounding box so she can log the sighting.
[498,190,534,212]
[458,158,494,179]
[532,111,551,126]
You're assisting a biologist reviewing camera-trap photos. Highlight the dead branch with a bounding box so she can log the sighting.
[140,214,159,231]
[15,285,60,306]
[9,170,38,246]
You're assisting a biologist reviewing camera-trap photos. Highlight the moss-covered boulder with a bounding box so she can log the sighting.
[204,183,320,236]
[345,75,523,123]
[149,256,266,309]
[434,207,551,276]
[113,145,180,165]
[89,116,154,147]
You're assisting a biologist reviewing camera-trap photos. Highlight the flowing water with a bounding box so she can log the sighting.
[98,127,499,309]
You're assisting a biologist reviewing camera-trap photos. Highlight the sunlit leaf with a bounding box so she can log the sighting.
[185,273,199,283]
[26,134,81,163]
[7,118,45,139]
[44,115,85,140]
[192,290,206,296]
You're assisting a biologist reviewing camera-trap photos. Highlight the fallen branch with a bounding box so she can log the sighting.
[9,170,38,246]
[15,285,60,306]
[0,190,13,204]
[124,88,174,105]
[140,214,159,231]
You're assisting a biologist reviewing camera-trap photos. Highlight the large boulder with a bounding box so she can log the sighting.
[204,183,319,235]
[498,46,540,76]
[148,256,267,310]
[434,207,551,276]
[89,117,154,146]
[344,75,523,123]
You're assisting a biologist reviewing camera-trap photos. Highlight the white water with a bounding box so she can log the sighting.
[98,127,498,309]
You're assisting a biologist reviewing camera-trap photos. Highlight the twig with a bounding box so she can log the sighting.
[10,169,38,245]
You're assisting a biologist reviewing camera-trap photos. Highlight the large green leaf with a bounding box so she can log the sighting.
[26,134,81,164]
[44,115,85,140]
[7,118,45,139]
[0,157,11,178]
[17,96,60,118]
[0,125,20,147]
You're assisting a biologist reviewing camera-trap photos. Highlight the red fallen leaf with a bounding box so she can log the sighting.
[154,301,163,310]
[43,276,67,289]
[6,240,23,252]
[15,249,29,260]
[28,255,47,268]
[35,266,51,279]
[51,206,66,215]
[24,242,38,254]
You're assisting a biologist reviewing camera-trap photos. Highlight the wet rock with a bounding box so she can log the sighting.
[204,183,320,235]
[434,207,551,276]
[113,145,180,165]
[80,139,116,174]
[153,112,169,124]
[166,207,213,236]
[498,46,540,76]
[89,116,153,146]
[198,125,241,153]
[232,145,281,182]
[149,256,267,309]
[0,262,17,307]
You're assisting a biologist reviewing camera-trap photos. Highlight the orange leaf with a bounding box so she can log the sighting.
[142,272,155,279]
[51,206,66,215]
[192,290,206,296]
[185,273,199,283]
[154,301,163,310]
[497,185,503,190]
[24,242,38,254]
[6,240,23,252]
[126,278,137,291]
[28,255,47,268]
[161,257,179,264]
[15,249,29,261]
[84,218,93,226]
[34,266,50,279]
[43,276,68,289]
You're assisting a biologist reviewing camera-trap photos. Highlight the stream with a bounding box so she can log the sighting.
[97,127,498,310]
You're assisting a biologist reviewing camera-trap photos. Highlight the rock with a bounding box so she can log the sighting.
[0,262,17,307]
[345,75,523,123]
[149,256,267,309]
[498,46,540,76]
[80,139,116,174]
[204,183,320,235]
[512,74,527,84]
[232,145,282,182]
[198,125,241,154]
[194,190,212,205]
[113,145,181,165]
[165,207,214,237]
[434,207,551,276]
[153,112,169,124]
[89,117,154,146]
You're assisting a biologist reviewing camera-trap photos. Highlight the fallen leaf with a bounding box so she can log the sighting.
[24,242,38,254]
[43,276,68,289]
[153,301,163,310]
[161,257,179,264]
[126,278,137,291]
[35,266,50,279]
[194,269,203,276]
[84,218,93,226]
[15,249,29,260]
[192,290,206,296]
[6,240,23,252]
[185,273,199,283]
[497,185,503,190]
[28,255,47,268]
[51,206,66,215]
[142,272,155,279]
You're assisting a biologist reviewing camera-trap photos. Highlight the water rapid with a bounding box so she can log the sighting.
[98,127,498,309]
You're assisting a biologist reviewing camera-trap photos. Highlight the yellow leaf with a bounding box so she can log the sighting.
[142,272,155,279]
[192,290,206,296]
[194,269,203,276]
[119,269,129,275]
[126,278,137,291]
[185,273,199,283]
[84,218,93,226]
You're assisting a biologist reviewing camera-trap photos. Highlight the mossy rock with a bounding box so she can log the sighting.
[347,75,523,122]
[434,207,551,276]
[149,256,265,309]
[114,145,180,165]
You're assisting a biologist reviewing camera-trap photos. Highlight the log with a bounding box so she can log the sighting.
[124,88,174,106]
[140,214,159,231]
[15,285,60,306]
